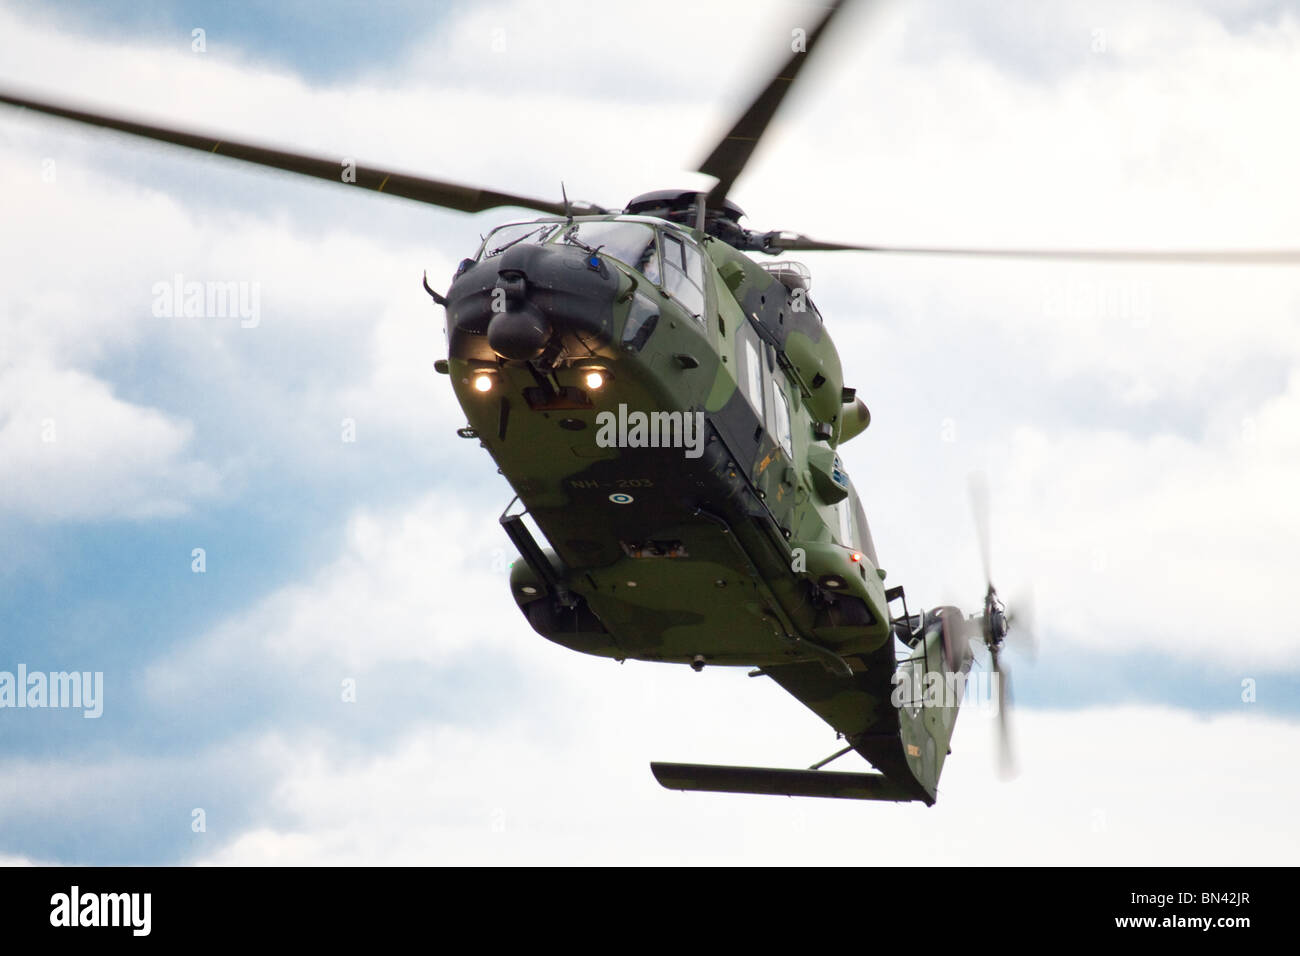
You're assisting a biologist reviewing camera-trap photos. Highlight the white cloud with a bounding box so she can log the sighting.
[0,852,41,865]
[1,0,1299,863]
[996,372,1300,668]
[194,701,1300,865]
[0,360,219,519]
[115,488,1289,865]
[143,491,517,706]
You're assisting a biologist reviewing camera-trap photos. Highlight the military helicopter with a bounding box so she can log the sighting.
[5,0,1296,805]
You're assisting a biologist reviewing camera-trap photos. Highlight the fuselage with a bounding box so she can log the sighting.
[442,215,888,671]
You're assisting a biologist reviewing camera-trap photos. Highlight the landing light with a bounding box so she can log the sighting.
[585,371,605,391]
[473,373,494,393]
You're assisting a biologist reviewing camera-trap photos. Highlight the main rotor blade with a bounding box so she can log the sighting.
[698,0,854,206]
[763,233,1300,264]
[0,89,574,216]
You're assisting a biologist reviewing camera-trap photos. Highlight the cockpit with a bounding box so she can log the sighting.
[476,217,708,319]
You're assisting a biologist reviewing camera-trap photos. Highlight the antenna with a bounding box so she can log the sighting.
[561,182,573,223]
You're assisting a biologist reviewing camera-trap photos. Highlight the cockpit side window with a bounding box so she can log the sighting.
[640,241,661,285]
[683,241,705,288]
[661,232,706,320]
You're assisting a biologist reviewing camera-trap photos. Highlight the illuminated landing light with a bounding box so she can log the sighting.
[585,371,605,391]
[473,373,494,393]
[521,585,538,596]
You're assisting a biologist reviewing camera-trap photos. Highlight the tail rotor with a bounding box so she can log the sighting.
[968,473,1024,779]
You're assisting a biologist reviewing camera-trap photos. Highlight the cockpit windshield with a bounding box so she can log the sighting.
[478,222,561,260]
[475,217,682,292]
[559,221,660,283]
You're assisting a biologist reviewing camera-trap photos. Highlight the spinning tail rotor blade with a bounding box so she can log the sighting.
[969,472,993,587]
[968,471,1023,779]
[1007,587,1038,660]
[991,645,1016,779]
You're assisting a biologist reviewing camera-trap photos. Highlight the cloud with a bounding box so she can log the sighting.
[0,852,42,865]
[191,700,1300,866]
[0,361,219,519]
[0,733,284,864]
[995,372,1300,669]
[120,489,1289,865]
[144,492,520,699]
[1,0,1298,865]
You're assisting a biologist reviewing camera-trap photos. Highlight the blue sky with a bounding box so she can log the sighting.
[6,0,447,82]
[1,0,1297,864]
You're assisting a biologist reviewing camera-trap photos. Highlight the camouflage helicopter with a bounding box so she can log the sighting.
[5,0,1295,805]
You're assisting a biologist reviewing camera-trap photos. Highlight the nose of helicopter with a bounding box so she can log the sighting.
[446,241,622,363]
[486,273,550,360]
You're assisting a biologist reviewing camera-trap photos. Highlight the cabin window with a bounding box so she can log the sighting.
[736,324,765,420]
[661,232,705,319]
[772,379,793,458]
[745,340,764,416]
[838,499,855,548]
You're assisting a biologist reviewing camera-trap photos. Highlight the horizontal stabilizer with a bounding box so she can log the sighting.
[650,762,926,802]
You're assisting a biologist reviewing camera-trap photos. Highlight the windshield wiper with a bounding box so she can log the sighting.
[561,226,600,257]
[488,225,550,257]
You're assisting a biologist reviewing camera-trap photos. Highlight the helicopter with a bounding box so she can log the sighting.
[4,0,1296,806]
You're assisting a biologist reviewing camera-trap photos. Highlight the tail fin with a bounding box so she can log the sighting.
[889,607,975,800]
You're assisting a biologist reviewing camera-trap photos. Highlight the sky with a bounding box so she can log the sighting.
[0,0,1297,865]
